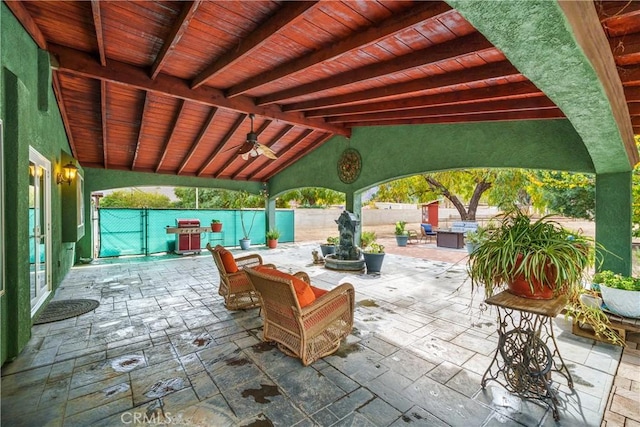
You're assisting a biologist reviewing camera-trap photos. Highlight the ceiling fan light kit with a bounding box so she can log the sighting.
[238,114,278,161]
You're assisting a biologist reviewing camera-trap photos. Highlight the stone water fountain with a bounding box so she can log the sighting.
[324,211,365,271]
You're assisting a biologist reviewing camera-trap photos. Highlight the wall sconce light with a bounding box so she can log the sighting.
[57,161,78,185]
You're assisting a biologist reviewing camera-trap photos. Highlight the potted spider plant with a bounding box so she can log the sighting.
[467,208,623,344]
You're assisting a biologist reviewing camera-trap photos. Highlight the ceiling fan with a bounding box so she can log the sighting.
[237,114,278,160]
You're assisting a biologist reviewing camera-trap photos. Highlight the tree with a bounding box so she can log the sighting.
[529,171,595,220]
[423,171,493,220]
[377,170,530,220]
[173,188,263,208]
[100,189,172,208]
[278,188,344,207]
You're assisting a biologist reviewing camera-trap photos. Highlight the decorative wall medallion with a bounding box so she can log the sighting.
[337,148,361,184]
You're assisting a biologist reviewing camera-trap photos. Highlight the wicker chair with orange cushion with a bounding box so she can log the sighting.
[245,266,355,366]
[206,243,275,310]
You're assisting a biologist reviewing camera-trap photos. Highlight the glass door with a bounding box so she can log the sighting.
[29,147,51,315]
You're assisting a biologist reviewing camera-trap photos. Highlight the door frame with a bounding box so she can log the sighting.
[28,146,52,316]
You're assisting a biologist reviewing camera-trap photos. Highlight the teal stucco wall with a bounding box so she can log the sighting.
[270,119,594,196]
[1,3,76,364]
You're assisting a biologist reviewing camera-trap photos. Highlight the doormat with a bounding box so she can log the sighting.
[33,299,100,325]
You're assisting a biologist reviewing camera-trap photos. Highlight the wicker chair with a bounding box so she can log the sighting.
[245,267,355,366]
[206,243,275,310]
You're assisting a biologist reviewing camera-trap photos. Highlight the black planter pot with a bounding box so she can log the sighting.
[320,244,336,257]
[363,252,385,273]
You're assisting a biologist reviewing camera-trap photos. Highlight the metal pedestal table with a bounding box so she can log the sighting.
[482,291,574,421]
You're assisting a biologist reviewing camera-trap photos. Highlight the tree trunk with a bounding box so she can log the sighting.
[424,176,493,221]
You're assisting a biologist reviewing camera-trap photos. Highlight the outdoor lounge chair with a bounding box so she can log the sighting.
[245,267,355,366]
[206,243,275,310]
[420,223,437,243]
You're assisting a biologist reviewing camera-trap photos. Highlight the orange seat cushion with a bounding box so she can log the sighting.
[254,267,316,308]
[215,245,238,273]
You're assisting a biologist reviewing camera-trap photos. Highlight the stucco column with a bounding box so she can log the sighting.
[346,191,363,246]
[596,172,632,275]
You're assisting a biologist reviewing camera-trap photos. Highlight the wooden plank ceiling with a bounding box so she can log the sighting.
[599,1,640,137]
[5,0,635,181]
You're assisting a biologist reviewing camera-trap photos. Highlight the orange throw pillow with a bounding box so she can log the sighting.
[311,286,328,299]
[215,245,238,273]
[255,267,316,308]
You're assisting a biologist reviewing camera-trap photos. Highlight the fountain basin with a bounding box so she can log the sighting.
[324,254,365,271]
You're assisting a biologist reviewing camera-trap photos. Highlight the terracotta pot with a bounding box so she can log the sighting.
[508,274,555,300]
[211,222,222,232]
[507,254,556,300]
[267,239,278,249]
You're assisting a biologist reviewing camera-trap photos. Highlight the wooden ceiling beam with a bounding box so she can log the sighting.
[326,97,557,123]
[258,132,332,181]
[226,1,452,98]
[230,124,295,179]
[177,106,218,174]
[49,43,349,136]
[51,72,77,158]
[213,119,274,178]
[197,114,248,176]
[156,100,188,173]
[90,0,106,66]
[247,129,315,180]
[191,1,317,89]
[305,81,544,118]
[342,109,565,127]
[151,1,201,80]
[101,80,108,168]
[132,92,152,171]
[284,61,520,111]
[257,33,495,106]
[4,1,47,49]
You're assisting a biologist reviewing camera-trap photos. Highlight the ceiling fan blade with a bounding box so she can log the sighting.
[259,144,278,159]
[236,141,254,155]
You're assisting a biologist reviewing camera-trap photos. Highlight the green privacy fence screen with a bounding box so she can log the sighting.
[98,208,295,257]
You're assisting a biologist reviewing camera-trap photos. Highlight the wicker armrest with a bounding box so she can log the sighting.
[299,282,354,334]
[235,253,264,269]
[301,282,355,316]
[293,271,311,284]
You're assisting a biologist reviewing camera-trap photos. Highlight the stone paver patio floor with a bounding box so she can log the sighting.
[1,243,623,426]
